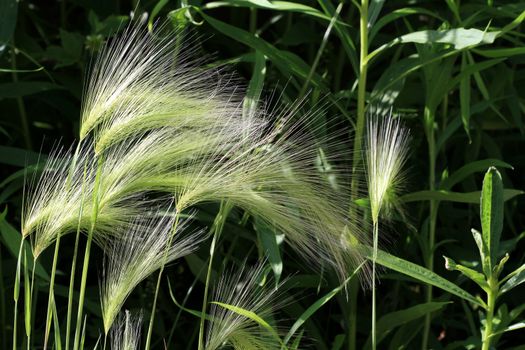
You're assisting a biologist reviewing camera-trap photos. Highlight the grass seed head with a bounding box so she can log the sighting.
[366,114,410,224]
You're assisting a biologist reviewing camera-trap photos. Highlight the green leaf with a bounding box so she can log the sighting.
[459,53,471,139]
[149,0,170,30]
[480,167,504,276]
[283,263,363,345]
[330,334,345,350]
[443,256,488,290]
[196,10,326,89]
[242,51,266,119]
[0,82,63,99]
[167,278,212,320]
[500,264,525,295]
[203,0,336,22]
[254,218,283,285]
[369,49,458,100]
[212,301,285,347]
[45,30,84,68]
[440,159,513,191]
[0,0,17,54]
[24,250,31,338]
[367,0,385,28]
[0,211,49,281]
[363,246,485,308]
[397,28,498,49]
[369,7,444,42]
[401,189,523,204]
[364,302,449,349]
[471,228,487,272]
[51,294,62,350]
[491,322,525,336]
[474,47,525,58]
[369,28,499,62]
[0,146,46,166]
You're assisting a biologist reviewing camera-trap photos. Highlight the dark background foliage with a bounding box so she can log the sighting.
[1,0,525,349]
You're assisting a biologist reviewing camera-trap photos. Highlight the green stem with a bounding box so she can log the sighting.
[198,202,231,350]
[298,2,343,99]
[422,106,437,349]
[65,165,87,350]
[73,156,104,350]
[13,240,24,350]
[371,221,378,350]
[43,236,60,349]
[352,0,369,178]
[348,2,368,350]
[10,46,32,150]
[482,280,498,350]
[144,213,181,350]
[0,244,5,350]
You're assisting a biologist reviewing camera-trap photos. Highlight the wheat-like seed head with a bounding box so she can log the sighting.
[206,262,286,350]
[365,115,410,224]
[100,210,204,333]
[23,23,369,285]
[110,310,142,350]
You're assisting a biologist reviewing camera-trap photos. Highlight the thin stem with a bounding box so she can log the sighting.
[371,221,378,350]
[349,2,368,350]
[298,2,343,99]
[43,235,60,349]
[13,240,24,350]
[73,156,104,350]
[0,244,5,350]
[10,46,32,150]
[422,106,437,349]
[144,213,181,350]
[65,163,87,350]
[27,265,35,350]
[198,201,231,350]
[482,279,498,350]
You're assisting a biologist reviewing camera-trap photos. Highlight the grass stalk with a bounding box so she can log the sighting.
[371,221,378,350]
[197,201,231,350]
[348,2,369,350]
[13,240,24,350]
[298,2,343,99]
[0,245,5,350]
[10,46,32,150]
[65,163,87,350]
[43,236,60,349]
[481,279,498,350]
[144,213,182,350]
[421,106,437,349]
[73,156,104,350]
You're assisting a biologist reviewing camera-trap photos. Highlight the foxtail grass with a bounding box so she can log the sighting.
[205,262,287,350]
[20,21,371,349]
[365,114,409,350]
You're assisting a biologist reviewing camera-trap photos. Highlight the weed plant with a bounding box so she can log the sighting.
[1,1,525,349]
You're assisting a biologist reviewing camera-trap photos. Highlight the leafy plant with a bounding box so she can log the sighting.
[444,167,525,350]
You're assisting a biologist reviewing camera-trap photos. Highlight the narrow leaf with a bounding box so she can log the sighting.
[364,302,449,348]
[212,301,284,346]
[480,167,504,275]
[363,246,485,308]
[500,264,525,295]
[440,159,512,190]
[401,189,522,204]
[283,263,363,345]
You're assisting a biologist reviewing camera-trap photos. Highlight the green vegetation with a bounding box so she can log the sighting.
[1,0,525,349]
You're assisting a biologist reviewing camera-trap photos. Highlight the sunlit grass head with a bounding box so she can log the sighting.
[205,261,287,350]
[110,310,142,350]
[365,114,410,223]
[100,209,204,333]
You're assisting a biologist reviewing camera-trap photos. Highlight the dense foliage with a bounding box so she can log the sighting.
[1,0,525,349]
